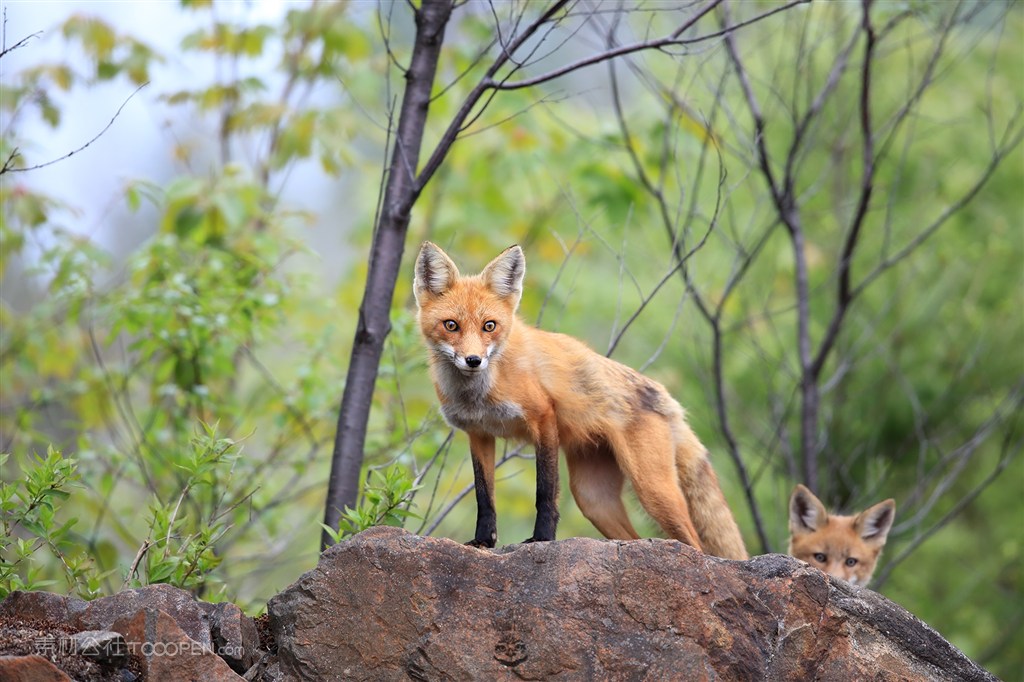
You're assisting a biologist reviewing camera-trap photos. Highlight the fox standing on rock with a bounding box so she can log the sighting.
[413,242,747,560]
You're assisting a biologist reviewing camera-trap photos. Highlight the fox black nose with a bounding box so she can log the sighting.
[465,355,482,368]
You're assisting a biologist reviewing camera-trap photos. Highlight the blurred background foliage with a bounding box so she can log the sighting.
[1,1,1021,677]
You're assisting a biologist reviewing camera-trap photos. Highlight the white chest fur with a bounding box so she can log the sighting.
[435,366,524,437]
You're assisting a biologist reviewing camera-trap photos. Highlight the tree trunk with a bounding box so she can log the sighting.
[322,0,454,549]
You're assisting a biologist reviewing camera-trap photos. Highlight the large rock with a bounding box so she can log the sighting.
[111,608,242,681]
[0,592,87,626]
[0,584,211,648]
[267,526,994,681]
[0,585,262,679]
[79,583,213,649]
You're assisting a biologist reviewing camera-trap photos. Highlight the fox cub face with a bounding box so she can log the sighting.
[413,242,524,376]
[788,484,895,587]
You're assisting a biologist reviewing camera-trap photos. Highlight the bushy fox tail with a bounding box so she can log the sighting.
[675,430,748,560]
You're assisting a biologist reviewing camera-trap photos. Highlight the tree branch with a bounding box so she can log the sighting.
[1,83,149,176]
[871,425,1021,590]
[808,0,876,380]
[323,0,456,549]
[414,0,572,193]
[721,0,819,491]
[488,0,811,92]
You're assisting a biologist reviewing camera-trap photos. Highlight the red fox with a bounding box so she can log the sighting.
[413,242,748,560]
[788,484,895,586]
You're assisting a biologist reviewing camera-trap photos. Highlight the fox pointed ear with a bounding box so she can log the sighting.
[481,245,525,308]
[790,484,828,535]
[414,242,460,304]
[855,498,895,546]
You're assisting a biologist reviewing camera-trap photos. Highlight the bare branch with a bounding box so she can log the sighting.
[808,0,877,380]
[487,0,811,92]
[0,5,41,61]
[122,539,153,589]
[0,31,40,59]
[871,425,1021,590]
[376,0,408,77]
[411,429,456,533]
[896,383,1024,528]
[721,0,820,490]
[854,109,1024,297]
[415,0,573,193]
[2,83,149,176]
[489,0,725,92]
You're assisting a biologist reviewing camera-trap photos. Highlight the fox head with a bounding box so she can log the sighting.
[788,484,895,587]
[413,242,525,376]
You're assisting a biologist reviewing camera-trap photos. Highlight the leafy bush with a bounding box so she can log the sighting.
[321,465,421,545]
[0,448,104,598]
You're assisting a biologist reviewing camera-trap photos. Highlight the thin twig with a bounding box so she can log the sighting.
[122,539,153,589]
[486,0,811,91]
[2,83,149,175]
[0,21,41,60]
[871,433,1020,590]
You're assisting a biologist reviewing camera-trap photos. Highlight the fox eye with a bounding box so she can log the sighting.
[845,558,858,567]
[813,553,827,563]
[443,320,459,332]
[483,321,496,332]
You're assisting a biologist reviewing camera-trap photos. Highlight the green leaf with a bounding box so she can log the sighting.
[148,560,177,583]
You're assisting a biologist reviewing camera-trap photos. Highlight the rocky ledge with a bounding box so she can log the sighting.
[1,526,995,681]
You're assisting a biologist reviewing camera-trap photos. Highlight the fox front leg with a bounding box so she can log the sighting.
[468,432,498,548]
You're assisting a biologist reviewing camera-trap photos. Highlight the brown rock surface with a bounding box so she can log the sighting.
[203,601,262,674]
[79,583,213,649]
[266,526,995,681]
[0,655,72,682]
[111,608,243,681]
[0,584,212,649]
[0,592,87,626]
[0,585,263,680]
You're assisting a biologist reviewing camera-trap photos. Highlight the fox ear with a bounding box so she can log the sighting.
[855,498,895,546]
[790,484,828,534]
[481,245,525,308]
[414,242,460,304]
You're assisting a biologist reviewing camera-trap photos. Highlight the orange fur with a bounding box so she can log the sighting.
[788,484,895,586]
[414,242,747,559]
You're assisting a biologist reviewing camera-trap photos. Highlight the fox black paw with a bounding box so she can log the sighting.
[466,538,496,549]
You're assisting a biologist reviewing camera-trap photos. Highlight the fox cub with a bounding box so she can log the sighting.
[413,242,747,559]
[788,484,895,586]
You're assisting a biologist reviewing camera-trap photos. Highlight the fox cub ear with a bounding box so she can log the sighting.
[789,484,828,534]
[414,242,460,304]
[855,498,895,546]
[481,245,525,308]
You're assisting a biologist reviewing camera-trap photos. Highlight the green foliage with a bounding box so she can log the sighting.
[124,425,239,592]
[60,15,159,85]
[321,464,421,545]
[1,2,364,608]
[0,448,105,598]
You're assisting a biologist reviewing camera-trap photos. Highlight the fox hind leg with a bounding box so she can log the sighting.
[610,419,704,552]
[566,445,640,540]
